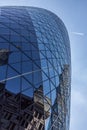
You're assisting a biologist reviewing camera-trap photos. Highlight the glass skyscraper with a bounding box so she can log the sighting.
[0,6,71,130]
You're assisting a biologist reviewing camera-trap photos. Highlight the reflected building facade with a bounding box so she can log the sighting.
[0,7,71,130]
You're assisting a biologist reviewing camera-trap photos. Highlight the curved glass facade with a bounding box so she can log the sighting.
[0,7,71,130]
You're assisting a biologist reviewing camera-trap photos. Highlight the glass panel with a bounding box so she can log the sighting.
[6,77,20,93]
[22,87,34,97]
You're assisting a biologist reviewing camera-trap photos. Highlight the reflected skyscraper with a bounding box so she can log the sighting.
[0,6,71,130]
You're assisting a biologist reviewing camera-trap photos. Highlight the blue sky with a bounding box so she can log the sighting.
[0,0,87,130]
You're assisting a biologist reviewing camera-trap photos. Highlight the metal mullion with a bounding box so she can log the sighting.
[43,44,52,128]
[17,74,58,95]
[18,20,22,130]
[8,64,35,91]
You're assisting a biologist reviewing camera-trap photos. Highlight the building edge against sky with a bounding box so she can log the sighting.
[0,6,71,130]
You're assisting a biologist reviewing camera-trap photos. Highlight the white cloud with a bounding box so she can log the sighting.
[71,32,84,36]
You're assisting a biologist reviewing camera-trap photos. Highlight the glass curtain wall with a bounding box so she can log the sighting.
[0,7,71,130]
